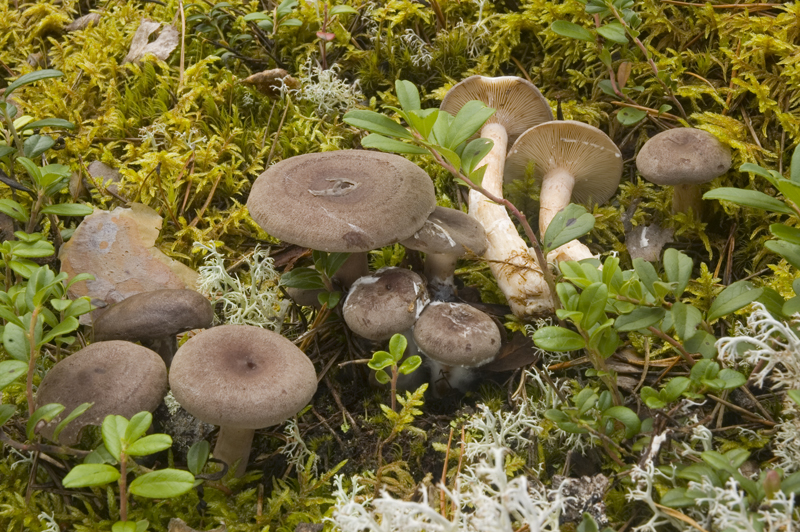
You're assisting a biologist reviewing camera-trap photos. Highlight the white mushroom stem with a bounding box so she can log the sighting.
[539,167,595,264]
[213,426,255,477]
[427,358,475,395]
[468,123,552,317]
[424,253,459,300]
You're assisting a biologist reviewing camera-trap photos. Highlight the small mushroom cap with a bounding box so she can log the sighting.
[247,151,436,252]
[343,267,429,341]
[504,120,623,205]
[36,341,168,444]
[400,206,488,256]
[169,325,317,430]
[93,289,214,341]
[413,302,501,367]
[440,76,553,144]
[635,128,732,185]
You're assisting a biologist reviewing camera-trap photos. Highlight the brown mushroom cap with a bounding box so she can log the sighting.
[440,76,553,144]
[413,302,501,367]
[93,289,213,342]
[342,267,429,341]
[247,151,436,252]
[400,206,488,257]
[169,325,317,430]
[36,341,168,444]
[635,128,732,185]
[504,120,623,206]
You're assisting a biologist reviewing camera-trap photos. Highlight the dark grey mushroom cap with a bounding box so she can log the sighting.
[413,302,501,367]
[247,151,436,252]
[343,268,429,341]
[401,206,488,256]
[169,325,317,430]
[636,128,732,185]
[93,289,213,342]
[36,341,168,444]
[440,76,553,145]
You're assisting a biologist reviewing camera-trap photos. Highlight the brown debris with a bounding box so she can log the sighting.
[241,68,300,99]
[123,19,179,64]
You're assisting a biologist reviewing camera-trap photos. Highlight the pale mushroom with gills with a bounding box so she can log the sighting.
[635,128,732,216]
[168,325,317,477]
[246,150,436,289]
[504,120,623,264]
[440,76,555,318]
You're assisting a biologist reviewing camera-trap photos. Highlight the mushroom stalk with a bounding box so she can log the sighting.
[332,252,369,289]
[214,426,255,478]
[468,123,553,317]
[423,253,458,300]
[672,184,702,216]
[539,168,595,263]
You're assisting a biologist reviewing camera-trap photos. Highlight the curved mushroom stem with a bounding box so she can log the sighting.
[539,168,595,263]
[424,253,459,300]
[332,252,370,289]
[427,358,475,395]
[214,426,255,477]
[671,184,702,216]
[468,123,552,317]
[142,336,177,368]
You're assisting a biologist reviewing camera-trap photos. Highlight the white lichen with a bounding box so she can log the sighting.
[291,58,363,115]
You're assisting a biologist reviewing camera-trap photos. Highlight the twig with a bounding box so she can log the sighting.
[707,394,775,427]
[647,326,696,366]
[440,427,454,517]
[0,430,90,456]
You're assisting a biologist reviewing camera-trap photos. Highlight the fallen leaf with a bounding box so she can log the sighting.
[123,19,179,64]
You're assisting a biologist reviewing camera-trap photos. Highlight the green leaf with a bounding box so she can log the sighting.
[707,280,763,321]
[399,355,422,375]
[703,188,791,214]
[21,118,76,131]
[40,316,79,345]
[27,403,65,440]
[281,268,325,290]
[0,145,15,158]
[243,12,272,21]
[343,110,413,139]
[124,411,153,444]
[187,440,210,476]
[368,351,394,370]
[317,291,341,308]
[276,0,298,18]
[374,369,390,384]
[279,17,302,27]
[330,5,359,15]
[664,377,691,402]
[112,522,137,532]
[776,179,800,206]
[444,100,495,150]
[641,387,666,409]
[12,239,55,258]
[360,133,429,155]
[616,107,647,125]
[766,239,800,270]
[3,322,30,361]
[791,144,800,183]
[0,199,30,223]
[127,434,173,456]
[788,390,800,407]
[4,70,64,98]
[460,138,493,176]
[40,203,94,217]
[684,330,717,358]
[663,248,693,297]
[395,80,420,112]
[406,108,438,139]
[129,469,195,498]
[52,402,92,443]
[660,488,697,508]
[633,259,660,297]
[739,162,777,182]
[63,464,121,488]
[542,204,595,253]
[770,224,800,246]
[670,302,702,340]
[550,20,594,42]
[718,369,746,390]
[437,145,462,173]
[102,415,128,461]
[0,360,26,390]
[614,307,665,331]
[603,406,641,438]
[23,135,55,158]
[388,333,407,359]
[597,22,628,43]
[430,110,454,145]
[578,282,608,329]
[0,404,16,427]
[533,326,586,351]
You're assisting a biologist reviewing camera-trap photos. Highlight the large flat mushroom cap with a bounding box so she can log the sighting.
[36,341,168,444]
[504,120,623,206]
[169,325,317,429]
[439,76,553,144]
[93,289,213,341]
[247,151,436,252]
[635,128,732,185]
[413,302,501,367]
[401,206,488,256]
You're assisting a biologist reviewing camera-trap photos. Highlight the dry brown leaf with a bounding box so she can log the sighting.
[123,19,179,64]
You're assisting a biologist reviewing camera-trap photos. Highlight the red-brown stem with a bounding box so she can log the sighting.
[26,307,41,416]
[119,451,128,522]
[390,366,398,412]
[647,326,696,366]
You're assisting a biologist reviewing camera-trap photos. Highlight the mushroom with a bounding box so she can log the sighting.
[400,206,488,300]
[504,120,623,263]
[92,289,214,367]
[635,128,732,215]
[440,76,555,318]
[168,325,317,477]
[35,341,168,445]
[413,301,501,394]
[246,150,436,288]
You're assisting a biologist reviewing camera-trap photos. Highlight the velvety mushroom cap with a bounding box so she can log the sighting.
[440,76,553,144]
[93,289,213,341]
[635,128,732,185]
[413,302,501,367]
[169,325,317,429]
[401,206,488,256]
[36,341,168,444]
[342,267,429,341]
[504,121,623,206]
[247,151,436,252]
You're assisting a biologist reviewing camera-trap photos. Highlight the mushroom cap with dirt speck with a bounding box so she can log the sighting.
[36,341,168,445]
[343,267,429,341]
[400,206,488,257]
[440,76,553,144]
[247,150,436,252]
[169,325,317,429]
[635,128,732,185]
[413,301,501,367]
[93,289,213,342]
[504,120,623,206]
